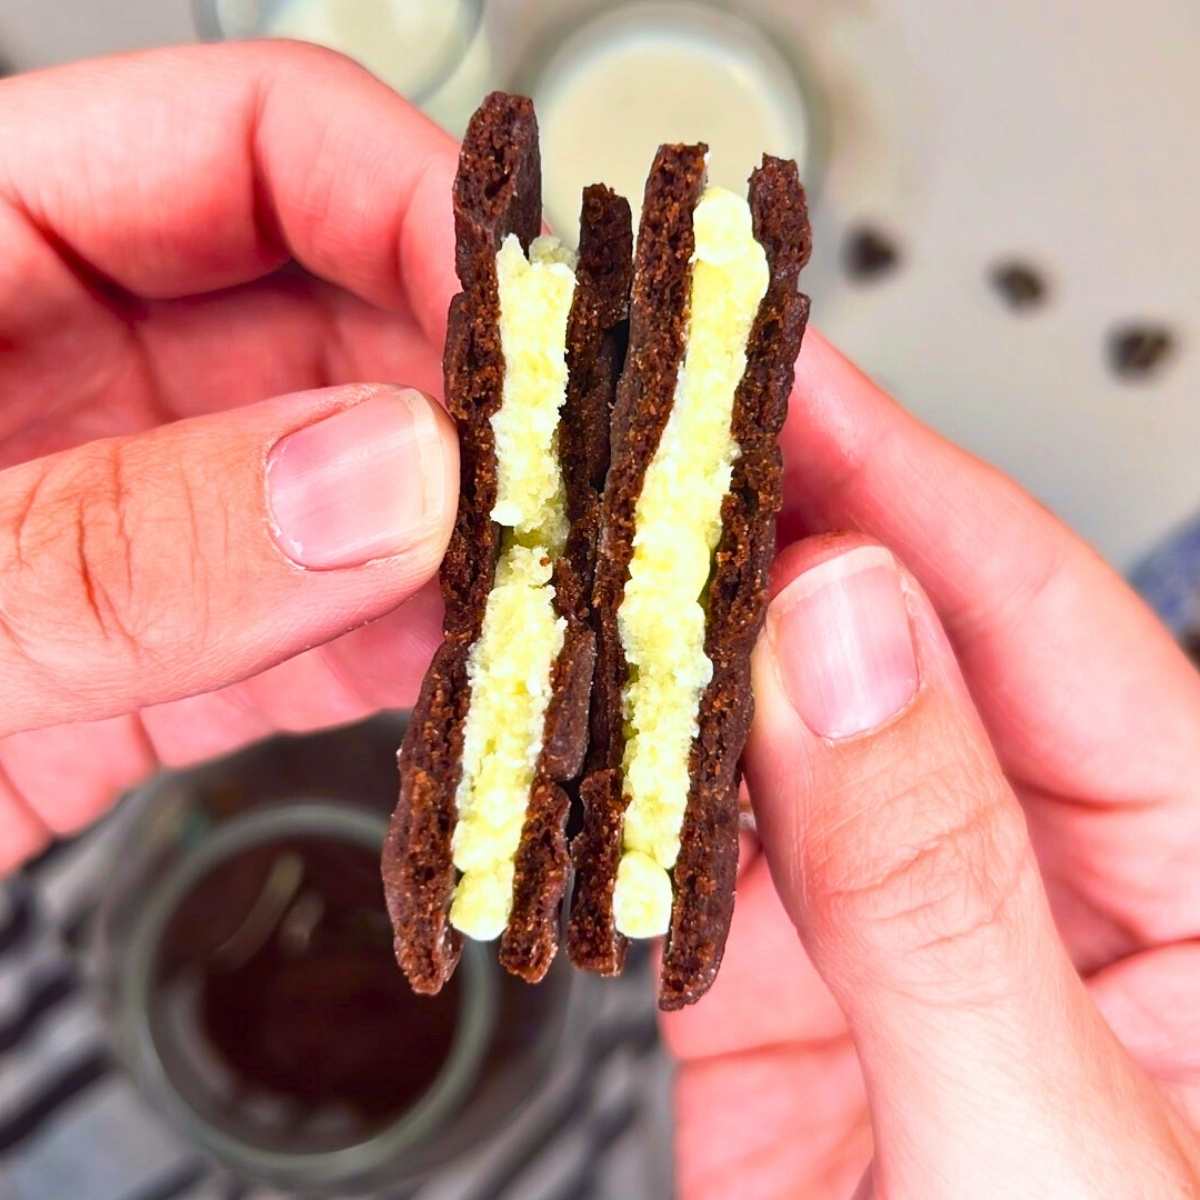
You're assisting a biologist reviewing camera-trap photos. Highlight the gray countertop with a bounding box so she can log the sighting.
[0,0,196,68]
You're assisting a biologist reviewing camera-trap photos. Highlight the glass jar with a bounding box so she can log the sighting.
[91,716,587,1196]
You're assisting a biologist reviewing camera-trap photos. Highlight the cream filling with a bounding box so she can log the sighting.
[449,234,576,941]
[612,186,769,939]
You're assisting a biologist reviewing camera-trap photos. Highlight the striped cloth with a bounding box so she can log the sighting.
[1,796,674,1200]
[1130,511,1200,642]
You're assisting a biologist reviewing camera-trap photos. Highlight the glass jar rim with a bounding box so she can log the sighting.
[113,801,497,1192]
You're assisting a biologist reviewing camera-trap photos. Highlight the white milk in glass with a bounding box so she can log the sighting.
[534,4,812,243]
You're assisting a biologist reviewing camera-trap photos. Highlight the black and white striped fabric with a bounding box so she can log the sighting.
[0,799,674,1200]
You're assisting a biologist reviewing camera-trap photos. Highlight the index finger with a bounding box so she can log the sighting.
[0,41,459,342]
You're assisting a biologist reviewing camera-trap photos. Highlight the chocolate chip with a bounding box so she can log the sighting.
[1109,324,1176,380]
[990,261,1048,310]
[843,225,900,281]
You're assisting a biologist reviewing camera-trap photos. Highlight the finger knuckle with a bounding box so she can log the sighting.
[0,440,212,668]
[808,753,1032,984]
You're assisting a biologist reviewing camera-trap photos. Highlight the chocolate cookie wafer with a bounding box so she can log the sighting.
[382,93,632,994]
[567,147,812,1009]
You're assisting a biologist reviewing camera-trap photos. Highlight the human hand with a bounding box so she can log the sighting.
[0,43,464,869]
[9,45,1199,1196]
[667,332,1200,1197]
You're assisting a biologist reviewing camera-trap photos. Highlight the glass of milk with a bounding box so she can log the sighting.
[516,0,822,244]
[194,0,484,103]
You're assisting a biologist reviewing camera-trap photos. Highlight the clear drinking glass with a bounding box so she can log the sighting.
[511,0,825,244]
[90,716,587,1196]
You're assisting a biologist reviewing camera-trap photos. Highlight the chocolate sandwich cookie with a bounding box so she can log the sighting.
[567,146,812,1009]
[382,93,632,995]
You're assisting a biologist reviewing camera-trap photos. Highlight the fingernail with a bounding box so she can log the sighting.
[768,545,918,739]
[267,389,446,570]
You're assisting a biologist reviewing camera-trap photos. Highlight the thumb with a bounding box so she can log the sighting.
[0,383,456,735]
[747,535,1196,1197]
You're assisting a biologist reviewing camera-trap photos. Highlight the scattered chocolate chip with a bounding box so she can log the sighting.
[843,225,900,281]
[990,261,1048,310]
[1109,323,1176,380]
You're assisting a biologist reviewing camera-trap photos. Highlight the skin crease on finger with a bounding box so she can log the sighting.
[0,41,1199,1200]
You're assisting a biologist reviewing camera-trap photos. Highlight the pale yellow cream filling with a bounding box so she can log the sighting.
[449,234,576,941]
[612,186,769,939]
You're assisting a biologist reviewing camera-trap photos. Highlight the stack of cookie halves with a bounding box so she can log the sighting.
[382,92,812,1010]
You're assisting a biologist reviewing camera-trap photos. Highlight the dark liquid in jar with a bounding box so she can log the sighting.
[152,835,460,1150]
